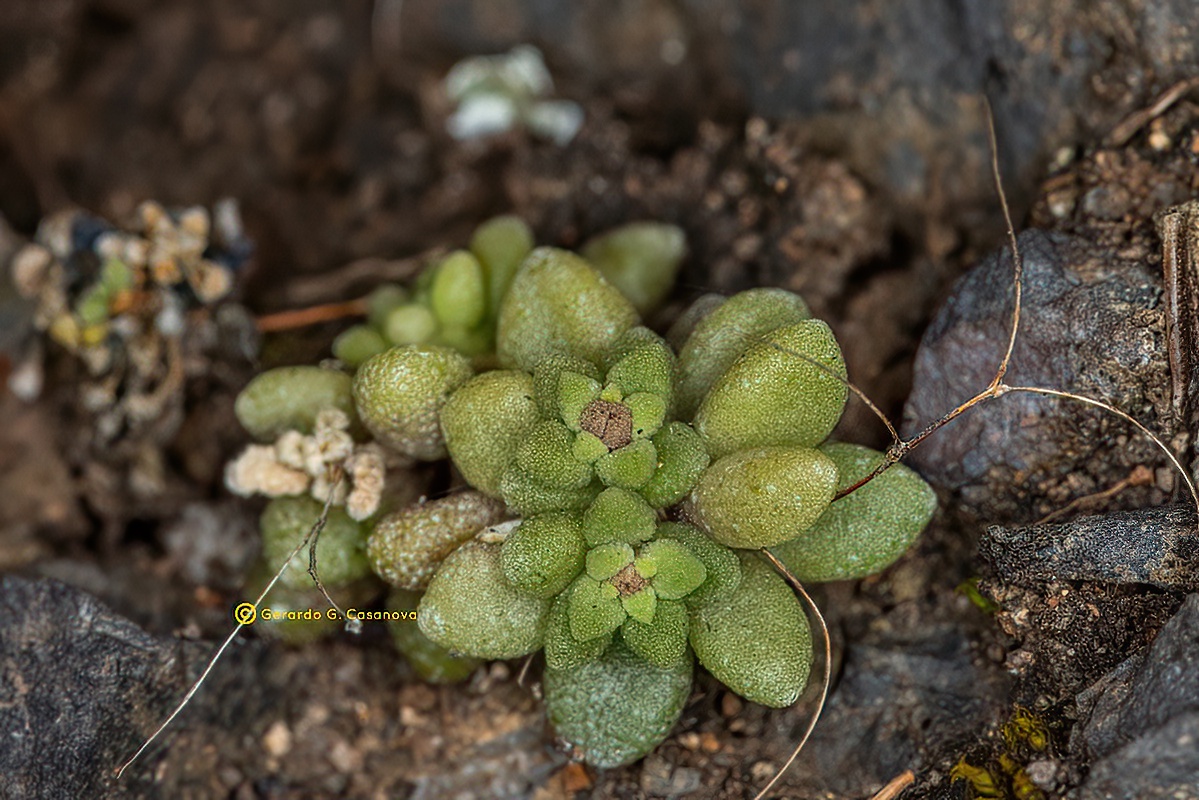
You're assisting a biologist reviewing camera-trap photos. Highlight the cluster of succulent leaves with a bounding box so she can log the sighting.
[232,213,936,768]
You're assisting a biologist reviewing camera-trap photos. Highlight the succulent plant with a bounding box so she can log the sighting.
[228,212,937,771]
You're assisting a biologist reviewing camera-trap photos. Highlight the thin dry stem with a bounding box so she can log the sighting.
[115,484,342,779]
[985,96,1023,389]
[256,298,369,333]
[869,770,916,800]
[753,550,831,800]
[1107,76,1199,147]
[1033,465,1154,526]
[1000,385,1199,517]
[306,470,361,633]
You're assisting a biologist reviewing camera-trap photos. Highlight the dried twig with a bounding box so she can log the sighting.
[869,769,916,800]
[256,298,369,333]
[1107,77,1199,147]
[1033,465,1155,526]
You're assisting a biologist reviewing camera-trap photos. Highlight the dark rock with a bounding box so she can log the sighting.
[1078,711,1199,800]
[0,575,187,799]
[1074,594,1199,761]
[981,505,1199,590]
[903,229,1175,525]
[778,617,1008,796]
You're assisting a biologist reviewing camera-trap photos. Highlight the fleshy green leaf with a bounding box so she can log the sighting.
[418,540,551,659]
[384,303,439,346]
[586,542,635,581]
[469,215,534,317]
[692,445,838,548]
[621,599,689,668]
[689,554,811,708]
[532,354,602,420]
[544,593,610,670]
[676,287,812,419]
[387,589,480,684]
[496,247,639,372]
[430,250,487,330]
[558,371,603,431]
[654,522,741,604]
[235,366,360,441]
[638,422,710,509]
[624,392,666,440]
[572,431,609,463]
[514,420,593,489]
[621,586,658,624]
[695,320,848,459]
[642,539,707,600]
[544,637,693,769]
[583,487,657,547]
[352,345,473,459]
[605,339,675,404]
[771,442,937,581]
[368,491,506,590]
[581,222,686,316]
[499,465,601,516]
[594,438,658,489]
[366,283,409,328]
[568,576,626,641]
[431,247,486,328]
[441,370,539,497]
[501,512,587,598]
[261,496,370,590]
[333,325,388,367]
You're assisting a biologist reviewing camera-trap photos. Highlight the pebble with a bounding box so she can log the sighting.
[640,756,703,797]
[262,720,292,757]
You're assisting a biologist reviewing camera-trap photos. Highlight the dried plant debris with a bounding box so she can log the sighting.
[3,200,256,524]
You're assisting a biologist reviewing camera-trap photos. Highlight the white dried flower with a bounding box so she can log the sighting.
[225,444,311,497]
[345,446,385,521]
[311,411,354,468]
[274,430,307,470]
[311,469,349,506]
[315,407,350,432]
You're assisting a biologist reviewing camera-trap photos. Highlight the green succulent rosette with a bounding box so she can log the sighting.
[230,217,946,774]
[443,327,709,516]
[334,216,537,367]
